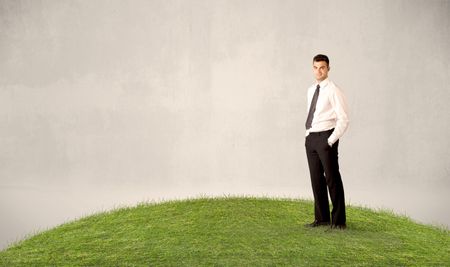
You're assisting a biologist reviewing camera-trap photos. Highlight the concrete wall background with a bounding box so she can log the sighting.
[1,0,449,250]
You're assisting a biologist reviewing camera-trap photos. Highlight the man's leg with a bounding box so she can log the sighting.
[306,135,331,223]
[317,136,346,226]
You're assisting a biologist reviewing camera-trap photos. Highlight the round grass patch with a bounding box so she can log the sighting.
[0,197,449,266]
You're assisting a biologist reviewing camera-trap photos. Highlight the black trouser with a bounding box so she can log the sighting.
[305,128,346,225]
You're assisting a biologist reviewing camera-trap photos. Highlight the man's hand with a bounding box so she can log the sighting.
[328,141,333,147]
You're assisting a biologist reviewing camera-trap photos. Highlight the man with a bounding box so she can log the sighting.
[305,54,349,229]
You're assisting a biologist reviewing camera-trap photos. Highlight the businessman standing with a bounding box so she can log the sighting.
[305,54,349,229]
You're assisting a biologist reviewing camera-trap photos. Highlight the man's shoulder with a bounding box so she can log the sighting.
[307,83,317,90]
[324,80,343,93]
[324,79,336,88]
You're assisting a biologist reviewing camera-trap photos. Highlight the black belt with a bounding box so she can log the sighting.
[308,128,334,136]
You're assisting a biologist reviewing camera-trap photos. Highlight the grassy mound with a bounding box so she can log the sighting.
[0,197,448,266]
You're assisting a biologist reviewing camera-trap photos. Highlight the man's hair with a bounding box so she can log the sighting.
[313,54,329,66]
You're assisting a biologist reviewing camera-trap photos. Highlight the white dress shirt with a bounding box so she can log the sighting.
[305,78,349,145]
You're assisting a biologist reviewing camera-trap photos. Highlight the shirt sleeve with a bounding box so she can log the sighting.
[327,86,349,145]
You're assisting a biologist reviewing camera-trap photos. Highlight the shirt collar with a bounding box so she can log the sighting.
[316,78,330,89]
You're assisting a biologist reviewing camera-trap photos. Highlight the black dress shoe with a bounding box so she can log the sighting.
[330,224,347,230]
[305,220,331,227]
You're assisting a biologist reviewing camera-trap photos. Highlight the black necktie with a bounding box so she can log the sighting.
[305,84,320,130]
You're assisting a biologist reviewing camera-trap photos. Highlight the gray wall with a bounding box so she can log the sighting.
[1,0,449,250]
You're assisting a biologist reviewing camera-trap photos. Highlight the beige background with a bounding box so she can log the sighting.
[1,0,449,250]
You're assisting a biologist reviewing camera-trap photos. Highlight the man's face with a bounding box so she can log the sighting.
[313,60,329,82]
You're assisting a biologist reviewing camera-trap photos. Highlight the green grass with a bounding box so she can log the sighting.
[0,197,449,266]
